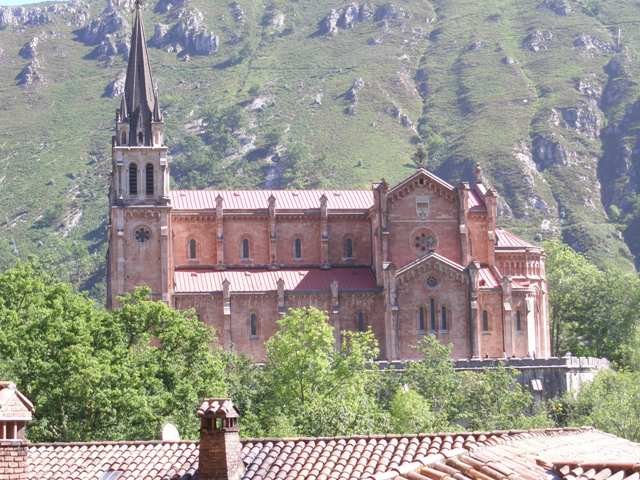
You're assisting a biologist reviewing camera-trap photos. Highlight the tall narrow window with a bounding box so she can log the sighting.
[344,237,354,259]
[516,310,522,331]
[129,163,138,195]
[294,238,302,259]
[430,298,436,332]
[418,306,426,333]
[482,310,489,332]
[357,311,366,332]
[121,131,127,145]
[249,313,258,338]
[241,238,250,259]
[138,131,144,145]
[188,239,197,259]
[441,306,448,331]
[145,164,154,195]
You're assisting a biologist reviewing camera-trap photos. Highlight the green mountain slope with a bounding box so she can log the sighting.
[1,0,639,298]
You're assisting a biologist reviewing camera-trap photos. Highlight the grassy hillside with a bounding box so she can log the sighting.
[1,0,639,298]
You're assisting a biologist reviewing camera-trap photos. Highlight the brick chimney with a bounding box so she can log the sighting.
[0,382,34,480]
[197,398,244,480]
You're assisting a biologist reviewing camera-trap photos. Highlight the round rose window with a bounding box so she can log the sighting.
[135,227,151,243]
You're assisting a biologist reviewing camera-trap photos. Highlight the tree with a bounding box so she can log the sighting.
[259,307,387,436]
[0,261,227,442]
[545,240,640,366]
[565,370,640,441]
[389,387,439,433]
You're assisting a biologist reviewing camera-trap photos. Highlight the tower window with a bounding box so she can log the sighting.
[138,131,144,145]
[516,310,522,331]
[430,298,436,332]
[121,131,127,145]
[241,238,250,259]
[441,306,448,331]
[129,163,138,195]
[249,313,258,338]
[145,164,154,195]
[344,237,354,259]
[293,238,302,259]
[482,310,490,332]
[418,306,426,333]
[357,311,366,332]
[188,239,197,259]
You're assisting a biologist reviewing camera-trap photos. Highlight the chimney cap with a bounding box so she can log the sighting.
[197,398,239,419]
[0,381,34,421]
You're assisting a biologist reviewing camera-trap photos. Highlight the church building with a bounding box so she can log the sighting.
[106,4,551,362]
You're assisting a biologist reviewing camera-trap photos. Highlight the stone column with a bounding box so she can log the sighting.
[468,262,481,358]
[330,280,340,349]
[216,195,225,269]
[222,279,232,349]
[384,265,398,360]
[320,194,329,269]
[160,211,170,303]
[501,276,514,357]
[277,278,285,314]
[457,183,471,266]
[268,195,277,268]
[526,293,536,358]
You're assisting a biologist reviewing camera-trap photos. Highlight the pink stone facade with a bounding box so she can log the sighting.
[106,9,551,362]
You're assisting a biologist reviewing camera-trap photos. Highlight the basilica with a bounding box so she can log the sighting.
[106,5,550,362]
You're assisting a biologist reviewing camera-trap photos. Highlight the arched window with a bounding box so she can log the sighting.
[516,310,522,331]
[138,131,144,145]
[418,306,426,333]
[241,238,250,259]
[293,238,302,259]
[344,237,354,259]
[357,311,366,332]
[129,163,138,195]
[441,306,448,331]
[145,164,154,195]
[249,313,258,338]
[121,131,127,145]
[188,239,197,259]
[430,298,436,332]
[482,310,489,332]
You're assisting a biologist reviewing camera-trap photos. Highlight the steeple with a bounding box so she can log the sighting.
[119,0,161,146]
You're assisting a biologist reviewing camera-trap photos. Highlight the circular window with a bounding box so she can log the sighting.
[135,227,151,243]
[414,232,437,253]
[426,276,438,288]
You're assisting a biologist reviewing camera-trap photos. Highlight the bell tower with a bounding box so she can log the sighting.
[107,0,172,308]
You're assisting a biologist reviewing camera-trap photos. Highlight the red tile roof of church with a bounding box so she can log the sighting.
[170,190,375,211]
[27,429,590,480]
[495,228,538,250]
[477,267,500,289]
[174,268,378,293]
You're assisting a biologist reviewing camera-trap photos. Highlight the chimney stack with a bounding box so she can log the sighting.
[197,398,244,480]
[0,382,34,480]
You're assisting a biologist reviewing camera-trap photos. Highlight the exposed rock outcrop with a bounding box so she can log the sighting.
[374,3,407,22]
[532,134,577,170]
[557,100,602,139]
[104,70,126,98]
[576,75,603,100]
[151,8,219,56]
[16,59,43,86]
[77,3,127,45]
[541,0,571,16]
[318,2,404,36]
[19,36,40,60]
[343,78,364,114]
[0,1,88,28]
[155,0,188,13]
[513,141,553,215]
[385,104,415,130]
[523,30,552,52]
[229,2,245,23]
[574,34,614,55]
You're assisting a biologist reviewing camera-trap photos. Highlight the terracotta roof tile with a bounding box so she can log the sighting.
[174,268,378,293]
[170,190,374,212]
[494,228,538,250]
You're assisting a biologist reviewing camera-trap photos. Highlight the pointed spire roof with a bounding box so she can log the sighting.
[123,0,159,145]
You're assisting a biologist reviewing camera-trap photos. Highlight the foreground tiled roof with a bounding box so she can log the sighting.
[174,268,378,293]
[26,430,540,480]
[170,190,374,211]
[378,428,640,480]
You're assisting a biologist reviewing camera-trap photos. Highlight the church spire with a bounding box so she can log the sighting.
[121,0,159,146]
